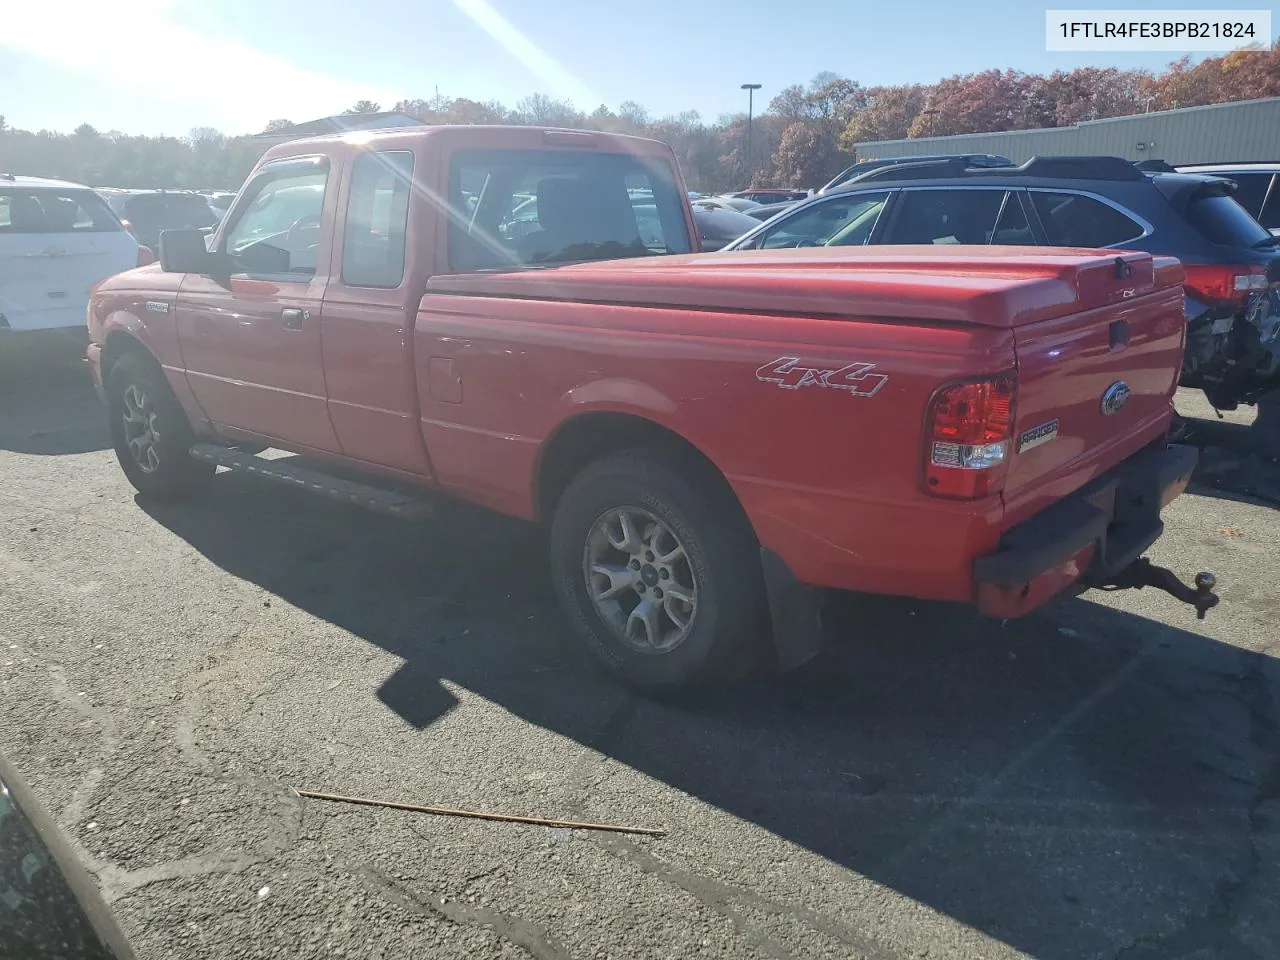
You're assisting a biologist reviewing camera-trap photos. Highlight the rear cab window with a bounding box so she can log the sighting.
[1185,188,1273,247]
[448,149,691,271]
[0,189,123,234]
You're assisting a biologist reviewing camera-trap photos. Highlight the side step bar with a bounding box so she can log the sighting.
[189,444,433,521]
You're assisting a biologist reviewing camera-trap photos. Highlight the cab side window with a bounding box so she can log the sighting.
[223,160,329,276]
[342,151,414,288]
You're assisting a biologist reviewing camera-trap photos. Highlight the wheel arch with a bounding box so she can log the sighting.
[100,329,160,385]
[534,411,749,530]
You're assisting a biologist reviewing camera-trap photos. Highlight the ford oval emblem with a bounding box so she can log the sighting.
[1101,381,1131,416]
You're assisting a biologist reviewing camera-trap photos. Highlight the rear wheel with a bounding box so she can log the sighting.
[550,450,768,694]
[107,353,212,500]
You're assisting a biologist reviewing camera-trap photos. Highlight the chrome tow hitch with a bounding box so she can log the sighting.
[1092,558,1219,619]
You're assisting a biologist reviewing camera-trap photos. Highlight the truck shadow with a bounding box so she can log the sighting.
[0,341,109,456]
[1182,416,1280,510]
[139,474,1280,960]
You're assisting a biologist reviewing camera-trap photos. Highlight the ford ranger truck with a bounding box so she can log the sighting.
[85,125,1217,694]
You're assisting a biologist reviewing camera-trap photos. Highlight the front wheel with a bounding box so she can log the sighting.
[549,450,768,694]
[107,353,213,500]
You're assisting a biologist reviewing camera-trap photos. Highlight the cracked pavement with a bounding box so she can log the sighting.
[2,344,1280,960]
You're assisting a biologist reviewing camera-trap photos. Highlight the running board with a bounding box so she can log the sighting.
[189,444,433,521]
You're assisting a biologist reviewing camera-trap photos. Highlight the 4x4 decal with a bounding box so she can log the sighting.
[755,357,889,397]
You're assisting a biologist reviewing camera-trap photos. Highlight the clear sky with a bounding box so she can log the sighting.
[2,0,1275,136]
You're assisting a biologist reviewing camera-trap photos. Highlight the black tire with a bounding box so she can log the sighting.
[107,352,213,500]
[549,449,769,694]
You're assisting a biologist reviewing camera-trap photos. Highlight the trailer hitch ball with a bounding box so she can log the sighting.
[1092,558,1220,619]
[1194,572,1217,620]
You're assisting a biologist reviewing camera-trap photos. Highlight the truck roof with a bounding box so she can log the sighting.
[425,246,1184,330]
[259,125,677,166]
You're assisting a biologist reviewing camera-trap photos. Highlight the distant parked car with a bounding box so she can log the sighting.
[99,189,221,251]
[1,175,149,342]
[817,154,1013,194]
[725,154,1280,414]
[1177,163,1280,234]
[727,189,809,204]
[692,206,761,251]
[692,196,761,213]
[744,200,800,221]
[198,190,237,217]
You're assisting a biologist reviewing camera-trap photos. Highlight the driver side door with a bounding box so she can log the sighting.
[175,155,342,452]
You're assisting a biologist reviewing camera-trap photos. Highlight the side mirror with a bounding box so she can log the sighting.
[159,228,221,274]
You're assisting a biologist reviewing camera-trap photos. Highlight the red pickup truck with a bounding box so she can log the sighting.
[86,125,1216,693]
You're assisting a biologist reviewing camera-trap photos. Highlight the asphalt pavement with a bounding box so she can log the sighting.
[2,344,1279,960]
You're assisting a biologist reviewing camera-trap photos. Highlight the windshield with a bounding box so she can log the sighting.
[1185,190,1273,247]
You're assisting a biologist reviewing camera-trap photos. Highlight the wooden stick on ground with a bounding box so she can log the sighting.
[293,788,667,837]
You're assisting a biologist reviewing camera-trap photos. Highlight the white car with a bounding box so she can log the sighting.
[0,175,145,339]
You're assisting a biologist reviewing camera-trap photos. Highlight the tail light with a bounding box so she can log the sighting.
[1183,264,1268,308]
[923,372,1017,499]
[136,244,156,267]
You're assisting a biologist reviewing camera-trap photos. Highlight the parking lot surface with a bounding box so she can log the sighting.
[2,345,1280,960]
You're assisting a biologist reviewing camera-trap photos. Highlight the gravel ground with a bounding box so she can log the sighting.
[2,344,1279,960]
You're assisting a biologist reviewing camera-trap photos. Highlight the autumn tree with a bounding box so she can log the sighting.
[840,85,927,146]
[907,70,1026,137]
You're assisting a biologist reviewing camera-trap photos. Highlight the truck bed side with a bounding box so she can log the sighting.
[413,292,1017,600]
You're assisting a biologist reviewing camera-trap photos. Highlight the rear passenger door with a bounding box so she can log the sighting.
[319,149,434,476]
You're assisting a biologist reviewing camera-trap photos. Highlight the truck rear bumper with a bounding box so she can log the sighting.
[973,442,1197,618]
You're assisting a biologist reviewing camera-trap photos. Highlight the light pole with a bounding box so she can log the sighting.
[922,108,939,137]
[741,83,762,185]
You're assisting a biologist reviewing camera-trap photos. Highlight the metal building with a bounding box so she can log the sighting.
[854,97,1280,165]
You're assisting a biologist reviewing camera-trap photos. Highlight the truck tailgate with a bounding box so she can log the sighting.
[1002,253,1186,520]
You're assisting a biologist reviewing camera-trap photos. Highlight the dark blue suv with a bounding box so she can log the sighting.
[726,155,1280,413]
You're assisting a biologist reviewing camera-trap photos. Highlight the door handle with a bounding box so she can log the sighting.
[281,308,308,330]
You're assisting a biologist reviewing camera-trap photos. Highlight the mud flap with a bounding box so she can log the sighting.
[761,549,826,670]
